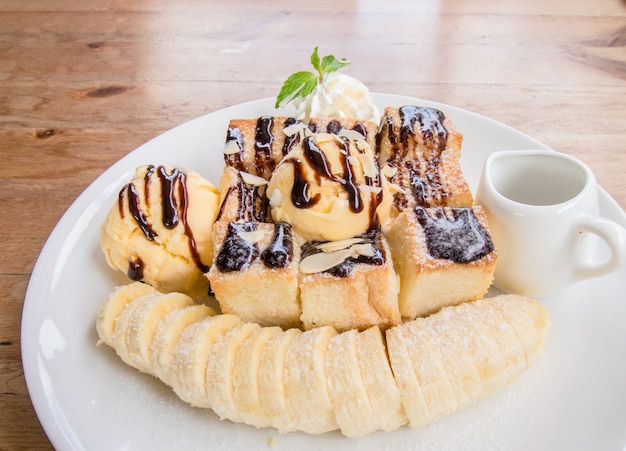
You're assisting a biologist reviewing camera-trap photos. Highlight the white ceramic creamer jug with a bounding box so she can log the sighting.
[476,150,626,297]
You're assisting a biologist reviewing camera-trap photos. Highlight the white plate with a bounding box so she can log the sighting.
[22,95,626,451]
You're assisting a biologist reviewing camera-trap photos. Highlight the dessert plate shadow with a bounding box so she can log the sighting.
[22,95,626,451]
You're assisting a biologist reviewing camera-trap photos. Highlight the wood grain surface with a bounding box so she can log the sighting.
[1,0,624,448]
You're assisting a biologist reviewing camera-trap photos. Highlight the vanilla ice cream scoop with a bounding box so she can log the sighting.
[267,133,391,242]
[100,165,220,298]
[292,72,380,123]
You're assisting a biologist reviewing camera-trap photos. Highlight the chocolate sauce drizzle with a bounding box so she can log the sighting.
[158,165,183,229]
[119,165,210,278]
[290,159,319,208]
[122,183,157,240]
[414,206,494,263]
[408,162,428,207]
[261,222,293,268]
[293,136,364,213]
[216,222,260,272]
[224,126,244,169]
[382,106,450,208]
[282,117,301,156]
[215,186,235,222]
[406,159,446,207]
[399,106,448,153]
[127,256,144,281]
[301,229,385,278]
[352,122,367,139]
[326,120,342,135]
[255,116,275,174]
[382,105,449,160]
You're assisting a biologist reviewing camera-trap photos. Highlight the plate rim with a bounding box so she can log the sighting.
[20,94,626,450]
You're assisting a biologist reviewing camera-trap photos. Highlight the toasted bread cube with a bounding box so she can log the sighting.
[386,206,497,319]
[377,105,463,163]
[376,105,472,216]
[307,116,379,150]
[207,221,302,328]
[223,116,379,180]
[384,152,473,218]
[215,166,271,223]
[223,116,296,179]
[299,231,401,332]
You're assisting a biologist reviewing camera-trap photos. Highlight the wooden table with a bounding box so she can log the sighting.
[2,0,625,448]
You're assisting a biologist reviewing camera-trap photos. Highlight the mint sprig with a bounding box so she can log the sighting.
[275,47,351,108]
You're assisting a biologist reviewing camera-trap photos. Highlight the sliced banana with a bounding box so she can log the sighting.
[325,328,378,437]
[283,326,338,434]
[385,323,431,427]
[96,282,157,345]
[96,284,549,438]
[206,322,262,422]
[355,326,407,432]
[257,327,302,433]
[169,314,242,408]
[150,303,214,384]
[231,326,283,428]
[125,292,195,373]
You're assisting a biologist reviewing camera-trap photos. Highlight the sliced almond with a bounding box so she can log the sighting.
[313,132,344,147]
[300,127,313,139]
[360,184,383,195]
[358,151,379,179]
[389,182,405,195]
[237,230,265,243]
[282,122,307,137]
[355,140,371,153]
[300,248,353,274]
[223,140,241,155]
[240,171,268,186]
[338,128,365,141]
[315,238,365,252]
[352,243,376,258]
[381,164,398,178]
[301,242,377,274]
[268,188,283,207]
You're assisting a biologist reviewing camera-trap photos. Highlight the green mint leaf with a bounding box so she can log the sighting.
[275,47,351,108]
[310,46,321,73]
[275,71,318,108]
[319,54,350,76]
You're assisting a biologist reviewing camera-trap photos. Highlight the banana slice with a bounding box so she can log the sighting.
[416,306,485,408]
[400,318,458,425]
[386,323,431,427]
[442,300,512,394]
[477,304,528,380]
[150,303,214,385]
[355,326,407,432]
[125,292,195,373]
[258,327,301,433]
[232,326,283,428]
[284,326,338,434]
[169,313,242,408]
[326,328,378,437]
[206,322,262,422]
[96,282,157,346]
[110,292,162,370]
[492,295,550,363]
